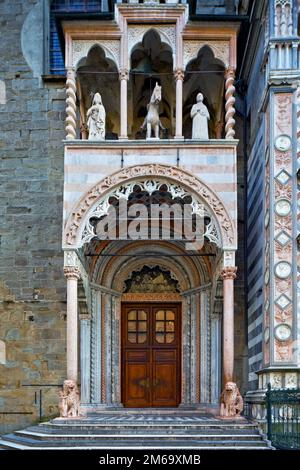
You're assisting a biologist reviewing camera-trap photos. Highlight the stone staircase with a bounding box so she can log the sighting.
[0,412,272,450]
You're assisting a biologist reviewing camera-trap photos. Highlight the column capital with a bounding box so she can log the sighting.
[224,66,235,79]
[119,69,129,81]
[79,313,91,321]
[64,266,81,280]
[174,68,184,81]
[221,266,237,280]
[66,67,76,78]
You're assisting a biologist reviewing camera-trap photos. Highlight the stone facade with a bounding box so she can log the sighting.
[0,0,66,433]
[1,0,298,435]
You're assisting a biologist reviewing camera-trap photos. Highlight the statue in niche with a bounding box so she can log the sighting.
[87,92,106,140]
[191,92,210,139]
[140,82,165,139]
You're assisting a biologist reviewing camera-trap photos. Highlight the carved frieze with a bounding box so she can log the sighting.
[275,94,292,134]
[123,265,180,293]
[267,92,295,366]
[72,40,120,69]
[127,24,176,58]
[64,164,236,249]
[183,40,229,69]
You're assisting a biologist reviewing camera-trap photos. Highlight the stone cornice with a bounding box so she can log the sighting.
[63,139,239,150]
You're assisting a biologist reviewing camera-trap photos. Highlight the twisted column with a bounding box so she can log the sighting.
[221,266,237,385]
[174,68,184,139]
[119,69,129,139]
[66,68,77,140]
[224,67,236,140]
[64,266,81,382]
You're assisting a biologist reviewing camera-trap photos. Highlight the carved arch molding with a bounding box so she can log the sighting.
[72,35,230,71]
[63,164,236,250]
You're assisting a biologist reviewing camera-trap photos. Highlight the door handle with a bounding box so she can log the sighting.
[139,378,150,388]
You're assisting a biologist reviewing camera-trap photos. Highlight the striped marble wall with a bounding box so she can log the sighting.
[246,125,265,390]
[63,141,238,229]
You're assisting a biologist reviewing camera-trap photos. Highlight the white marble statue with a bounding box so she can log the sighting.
[191,92,210,139]
[87,92,106,140]
[141,82,164,139]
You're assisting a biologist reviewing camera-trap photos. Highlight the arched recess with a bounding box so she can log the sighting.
[63,163,236,251]
[128,29,174,138]
[89,240,210,291]
[184,46,225,139]
[76,45,120,139]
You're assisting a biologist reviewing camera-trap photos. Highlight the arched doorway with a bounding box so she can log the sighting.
[83,238,213,408]
[63,164,236,411]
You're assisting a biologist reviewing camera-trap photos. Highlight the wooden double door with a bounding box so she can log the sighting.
[121,303,181,407]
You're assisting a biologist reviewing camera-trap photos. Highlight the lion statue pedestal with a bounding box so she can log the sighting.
[220,381,243,418]
[58,379,84,418]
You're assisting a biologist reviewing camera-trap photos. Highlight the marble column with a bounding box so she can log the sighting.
[119,69,129,139]
[210,313,222,403]
[64,266,81,382]
[80,314,91,404]
[224,67,236,140]
[174,68,184,139]
[65,68,77,140]
[221,266,237,384]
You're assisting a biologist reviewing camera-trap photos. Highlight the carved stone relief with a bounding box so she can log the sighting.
[123,265,180,293]
[64,164,236,249]
[72,40,120,69]
[127,24,176,59]
[183,40,229,69]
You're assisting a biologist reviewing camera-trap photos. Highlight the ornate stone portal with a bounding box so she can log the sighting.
[60,3,239,415]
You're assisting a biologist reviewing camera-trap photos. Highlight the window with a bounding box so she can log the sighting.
[49,1,112,75]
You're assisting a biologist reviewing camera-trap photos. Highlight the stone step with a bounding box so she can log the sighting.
[26,426,260,436]
[0,440,271,450]
[47,421,259,430]
[28,422,258,435]
[0,416,272,450]
[15,430,262,441]
[0,434,270,449]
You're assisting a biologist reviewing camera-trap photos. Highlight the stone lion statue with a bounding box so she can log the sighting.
[59,379,82,418]
[220,381,243,418]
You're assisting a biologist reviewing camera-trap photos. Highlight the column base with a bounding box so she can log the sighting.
[174,136,184,140]
[119,136,128,140]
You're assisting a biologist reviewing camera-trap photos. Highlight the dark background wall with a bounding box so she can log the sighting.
[0,0,66,433]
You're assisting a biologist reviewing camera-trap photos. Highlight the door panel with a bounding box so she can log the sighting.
[125,362,150,407]
[122,303,181,408]
[152,359,178,406]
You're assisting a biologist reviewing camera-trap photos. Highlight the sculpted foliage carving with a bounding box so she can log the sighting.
[64,164,236,249]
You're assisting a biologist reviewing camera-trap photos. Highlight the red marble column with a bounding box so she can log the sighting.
[221,266,237,384]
